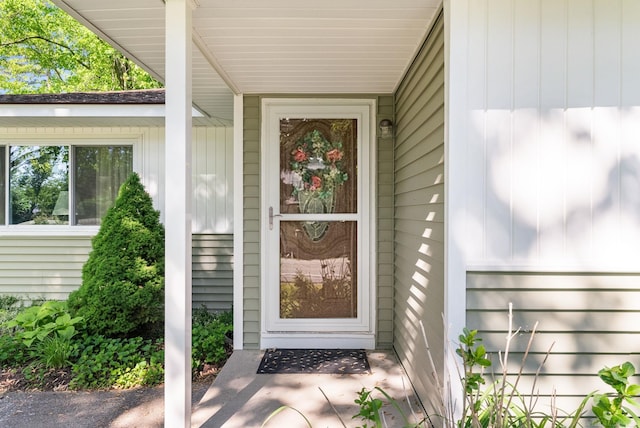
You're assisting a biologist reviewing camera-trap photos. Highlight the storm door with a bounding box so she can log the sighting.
[261,100,375,349]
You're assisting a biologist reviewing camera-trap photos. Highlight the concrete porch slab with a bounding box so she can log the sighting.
[191,350,426,428]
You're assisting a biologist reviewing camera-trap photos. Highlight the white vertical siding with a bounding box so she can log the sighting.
[457,0,640,271]
[192,126,234,233]
[447,0,640,418]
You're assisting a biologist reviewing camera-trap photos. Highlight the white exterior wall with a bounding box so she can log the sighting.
[0,125,233,234]
[446,0,640,415]
[450,0,640,270]
[0,125,233,301]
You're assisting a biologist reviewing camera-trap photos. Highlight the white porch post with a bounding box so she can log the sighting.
[233,93,244,350]
[444,0,466,420]
[164,0,192,426]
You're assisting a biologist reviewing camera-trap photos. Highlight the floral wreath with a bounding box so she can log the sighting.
[288,129,348,201]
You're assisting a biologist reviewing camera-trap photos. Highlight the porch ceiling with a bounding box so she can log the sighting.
[52,0,441,123]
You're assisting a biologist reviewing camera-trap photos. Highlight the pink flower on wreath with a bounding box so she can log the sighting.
[326,148,343,163]
[293,147,308,162]
[310,175,322,190]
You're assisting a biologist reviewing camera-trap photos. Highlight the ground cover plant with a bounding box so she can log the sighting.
[0,296,232,392]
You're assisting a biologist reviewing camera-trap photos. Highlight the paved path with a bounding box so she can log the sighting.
[0,383,209,428]
[0,350,425,428]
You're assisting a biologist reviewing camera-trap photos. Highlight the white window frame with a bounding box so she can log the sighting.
[0,136,139,236]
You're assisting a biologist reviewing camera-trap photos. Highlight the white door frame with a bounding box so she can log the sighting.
[260,98,377,349]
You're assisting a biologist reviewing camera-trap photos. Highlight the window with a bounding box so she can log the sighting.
[1,143,133,226]
[74,146,133,225]
[0,146,4,225]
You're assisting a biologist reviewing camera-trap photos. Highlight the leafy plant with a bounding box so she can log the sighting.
[5,300,83,347]
[192,309,232,371]
[0,295,22,333]
[68,172,165,338]
[449,306,595,428]
[456,328,492,396]
[38,335,74,369]
[0,295,20,310]
[70,334,164,389]
[0,334,27,366]
[592,362,640,427]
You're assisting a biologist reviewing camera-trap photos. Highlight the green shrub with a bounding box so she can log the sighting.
[0,334,27,367]
[0,295,20,310]
[192,309,232,371]
[68,172,165,338]
[70,334,164,389]
[0,295,23,332]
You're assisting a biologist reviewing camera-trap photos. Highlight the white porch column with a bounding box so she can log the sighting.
[232,93,244,350]
[164,0,192,426]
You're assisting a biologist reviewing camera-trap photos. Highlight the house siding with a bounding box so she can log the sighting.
[458,0,640,269]
[0,236,91,302]
[376,95,395,349]
[0,126,234,311]
[447,0,640,414]
[242,95,262,349]
[0,234,232,311]
[393,11,445,413]
[467,271,640,411]
[192,234,234,312]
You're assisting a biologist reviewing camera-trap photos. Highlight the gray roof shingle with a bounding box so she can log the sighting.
[0,89,165,104]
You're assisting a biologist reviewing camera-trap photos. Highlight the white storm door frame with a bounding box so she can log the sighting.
[260,98,376,349]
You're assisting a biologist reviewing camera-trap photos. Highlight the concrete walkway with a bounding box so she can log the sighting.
[191,350,426,428]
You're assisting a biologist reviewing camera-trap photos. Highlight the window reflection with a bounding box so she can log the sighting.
[280,221,357,319]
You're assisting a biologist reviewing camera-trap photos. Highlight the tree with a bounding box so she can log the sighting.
[68,173,165,338]
[10,145,69,224]
[0,0,161,93]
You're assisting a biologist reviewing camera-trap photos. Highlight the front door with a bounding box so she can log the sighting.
[261,99,375,349]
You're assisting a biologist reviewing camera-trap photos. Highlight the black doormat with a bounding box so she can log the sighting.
[257,349,371,374]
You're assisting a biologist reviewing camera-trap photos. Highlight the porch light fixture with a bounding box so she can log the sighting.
[379,119,393,139]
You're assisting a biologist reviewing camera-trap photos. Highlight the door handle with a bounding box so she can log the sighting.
[269,206,282,230]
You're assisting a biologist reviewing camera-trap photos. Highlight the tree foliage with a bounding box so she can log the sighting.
[0,0,161,93]
[10,145,68,224]
[68,173,165,338]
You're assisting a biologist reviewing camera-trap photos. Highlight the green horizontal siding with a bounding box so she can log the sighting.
[0,234,233,313]
[467,271,640,413]
[377,95,395,349]
[0,236,92,301]
[393,10,445,415]
[243,95,261,349]
[192,234,233,312]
